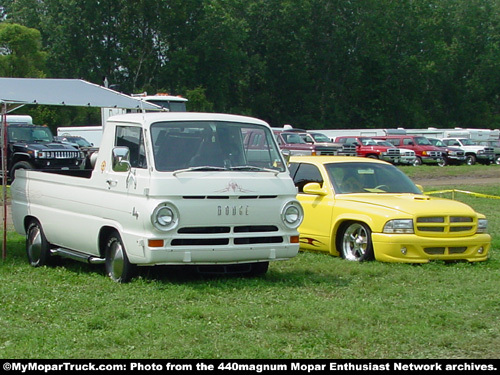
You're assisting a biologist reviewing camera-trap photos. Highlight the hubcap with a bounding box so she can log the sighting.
[27,226,42,264]
[109,240,124,280]
[343,224,368,261]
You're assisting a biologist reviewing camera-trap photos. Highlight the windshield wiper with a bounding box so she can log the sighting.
[173,166,227,176]
[229,165,280,175]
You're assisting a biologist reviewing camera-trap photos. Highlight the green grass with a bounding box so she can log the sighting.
[1,176,499,359]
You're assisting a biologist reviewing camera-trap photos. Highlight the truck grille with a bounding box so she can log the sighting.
[423,246,467,255]
[483,147,494,155]
[315,146,341,156]
[428,151,442,158]
[415,216,475,237]
[43,151,80,159]
[338,144,357,156]
[386,148,400,156]
[172,225,282,246]
[174,195,285,246]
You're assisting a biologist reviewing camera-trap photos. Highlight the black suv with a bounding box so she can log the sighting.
[4,124,84,181]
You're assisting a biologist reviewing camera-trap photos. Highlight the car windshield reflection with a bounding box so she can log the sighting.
[326,162,423,194]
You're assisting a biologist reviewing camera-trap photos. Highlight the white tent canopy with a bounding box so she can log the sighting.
[0,77,161,110]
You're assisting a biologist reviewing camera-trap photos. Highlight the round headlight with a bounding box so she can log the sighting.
[152,203,179,231]
[281,201,304,229]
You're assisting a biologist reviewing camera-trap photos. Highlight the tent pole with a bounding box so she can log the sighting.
[1,103,7,260]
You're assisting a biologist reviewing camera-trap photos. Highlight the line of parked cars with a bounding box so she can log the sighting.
[274,127,499,166]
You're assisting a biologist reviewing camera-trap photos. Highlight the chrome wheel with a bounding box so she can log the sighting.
[340,222,374,261]
[26,220,52,267]
[105,232,135,283]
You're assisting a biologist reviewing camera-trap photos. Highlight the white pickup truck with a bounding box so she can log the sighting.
[11,112,303,282]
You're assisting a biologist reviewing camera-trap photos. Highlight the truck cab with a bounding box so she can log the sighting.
[334,136,401,163]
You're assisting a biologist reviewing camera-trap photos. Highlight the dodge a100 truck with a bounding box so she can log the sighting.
[11,112,304,282]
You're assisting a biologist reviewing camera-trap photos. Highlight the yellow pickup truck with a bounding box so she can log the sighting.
[289,156,491,263]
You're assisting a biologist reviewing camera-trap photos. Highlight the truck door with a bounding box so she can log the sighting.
[106,125,150,196]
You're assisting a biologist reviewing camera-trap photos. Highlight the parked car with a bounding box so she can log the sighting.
[440,138,494,165]
[273,130,343,156]
[288,156,490,263]
[426,138,467,165]
[373,140,416,165]
[373,135,445,166]
[334,136,401,163]
[298,132,357,156]
[477,140,500,165]
[55,135,99,169]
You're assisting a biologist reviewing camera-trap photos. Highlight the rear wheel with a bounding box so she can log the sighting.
[10,161,34,181]
[26,219,53,267]
[105,231,136,283]
[338,222,374,262]
[413,157,422,166]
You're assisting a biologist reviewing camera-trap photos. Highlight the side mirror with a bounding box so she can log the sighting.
[303,182,328,196]
[112,146,131,172]
[281,149,291,164]
[415,184,424,193]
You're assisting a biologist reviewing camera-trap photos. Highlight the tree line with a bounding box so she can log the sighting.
[1,0,499,131]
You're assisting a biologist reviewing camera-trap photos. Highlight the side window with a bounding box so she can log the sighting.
[290,163,323,193]
[115,126,147,169]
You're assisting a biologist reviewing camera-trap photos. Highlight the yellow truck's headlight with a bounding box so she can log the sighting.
[152,203,179,231]
[383,219,414,234]
[281,201,304,229]
[477,219,488,233]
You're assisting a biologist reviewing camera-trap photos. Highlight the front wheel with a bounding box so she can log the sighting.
[413,157,422,166]
[105,231,136,283]
[466,154,476,165]
[26,219,53,267]
[10,161,34,181]
[338,222,374,262]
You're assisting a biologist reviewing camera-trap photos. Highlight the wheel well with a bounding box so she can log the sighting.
[333,220,373,254]
[98,226,119,258]
[23,215,38,231]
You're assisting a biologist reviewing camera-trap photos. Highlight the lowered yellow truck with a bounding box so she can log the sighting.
[289,156,491,263]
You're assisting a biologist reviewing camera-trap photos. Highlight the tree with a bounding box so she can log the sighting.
[0,22,47,77]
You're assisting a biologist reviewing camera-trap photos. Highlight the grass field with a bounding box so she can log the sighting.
[0,166,499,359]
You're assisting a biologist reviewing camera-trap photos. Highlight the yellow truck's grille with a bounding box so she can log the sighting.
[416,216,475,237]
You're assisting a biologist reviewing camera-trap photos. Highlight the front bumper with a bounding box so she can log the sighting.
[372,233,491,263]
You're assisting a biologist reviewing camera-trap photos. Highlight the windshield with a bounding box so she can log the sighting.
[311,133,331,142]
[282,133,307,144]
[460,138,477,146]
[151,121,286,172]
[326,162,422,194]
[415,137,432,145]
[360,138,378,146]
[429,139,446,147]
[8,125,53,142]
[376,140,394,147]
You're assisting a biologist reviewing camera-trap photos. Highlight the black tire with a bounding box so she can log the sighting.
[437,157,448,167]
[338,222,374,262]
[10,161,34,181]
[105,231,136,283]
[245,261,269,277]
[26,219,53,267]
[466,154,476,165]
[413,157,422,166]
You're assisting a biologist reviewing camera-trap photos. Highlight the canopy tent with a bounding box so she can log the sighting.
[0,77,162,109]
[0,78,164,259]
